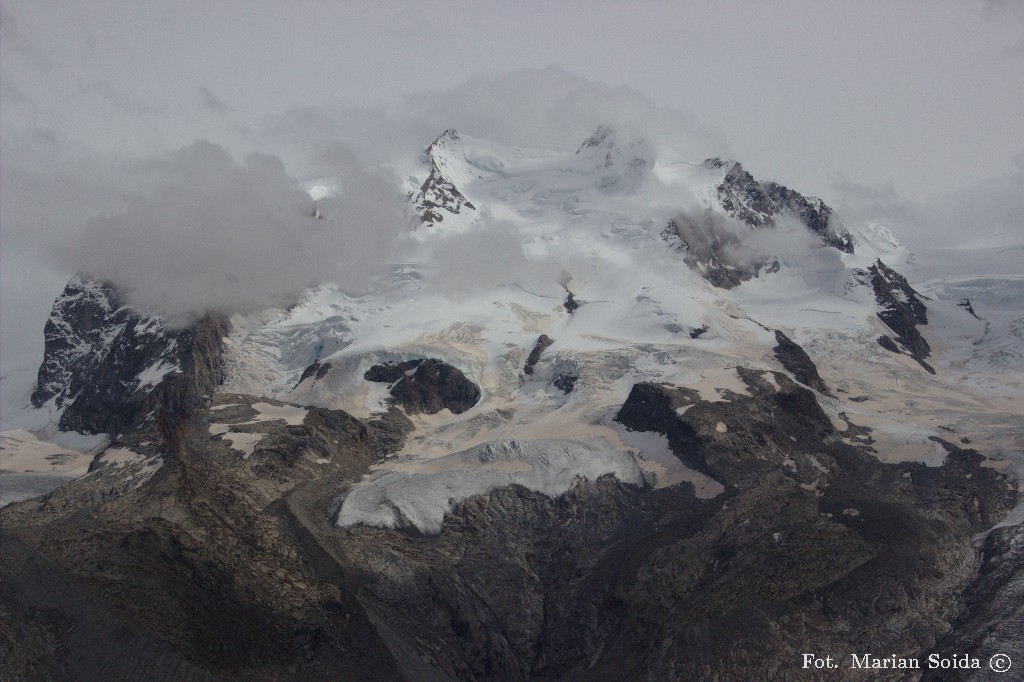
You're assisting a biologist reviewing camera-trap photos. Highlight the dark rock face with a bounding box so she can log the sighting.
[411,129,475,227]
[294,360,333,388]
[563,291,580,313]
[30,275,226,435]
[715,160,854,253]
[365,359,480,415]
[523,335,554,375]
[662,212,775,289]
[958,297,981,320]
[773,329,831,395]
[863,260,934,373]
[0,530,219,682]
[614,381,701,465]
[552,373,577,394]
[363,359,423,384]
[878,334,901,353]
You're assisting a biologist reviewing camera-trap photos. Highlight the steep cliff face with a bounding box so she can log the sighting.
[924,523,1024,681]
[30,275,227,435]
[773,329,832,395]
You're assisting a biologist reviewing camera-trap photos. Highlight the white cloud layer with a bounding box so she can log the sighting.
[56,141,405,324]
[2,0,1022,387]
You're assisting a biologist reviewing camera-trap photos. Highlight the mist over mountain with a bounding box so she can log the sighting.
[1,3,1023,679]
[57,141,406,325]
[3,110,1022,679]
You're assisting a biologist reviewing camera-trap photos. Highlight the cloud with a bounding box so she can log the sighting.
[55,140,405,324]
[982,0,1024,58]
[395,66,725,154]
[830,176,924,229]
[258,67,731,176]
[87,82,163,115]
[404,218,571,301]
[0,5,50,67]
[2,67,730,337]
[832,158,1024,252]
[198,86,231,114]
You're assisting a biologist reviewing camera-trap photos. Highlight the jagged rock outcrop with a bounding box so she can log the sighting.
[773,329,831,395]
[563,290,580,313]
[859,259,934,373]
[552,373,577,394]
[411,129,476,227]
[522,335,553,375]
[662,159,857,289]
[364,358,480,415]
[30,275,227,435]
[958,297,981,320]
[712,159,854,253]
[294,360,332,389]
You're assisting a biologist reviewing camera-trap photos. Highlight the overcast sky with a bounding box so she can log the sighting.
[2,0,1023,392]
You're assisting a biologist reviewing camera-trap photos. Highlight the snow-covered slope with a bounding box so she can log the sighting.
[206,128,1024,532]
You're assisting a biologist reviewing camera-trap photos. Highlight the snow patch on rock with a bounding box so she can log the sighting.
[337,437,645,533]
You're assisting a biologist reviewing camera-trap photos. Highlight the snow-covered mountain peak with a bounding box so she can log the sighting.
[847,221,914,266]
[410,129,478,228]
[423,128,463,176]
[570,125,653,190]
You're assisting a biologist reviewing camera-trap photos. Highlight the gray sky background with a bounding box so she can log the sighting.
[2,0,1023,394]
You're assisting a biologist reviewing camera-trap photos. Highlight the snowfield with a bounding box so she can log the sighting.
[214,131,1024,532]
[337,438,646,533]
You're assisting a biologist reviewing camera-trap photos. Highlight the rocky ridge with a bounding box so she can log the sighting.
[854,259,935,373]
[713,158,854,253]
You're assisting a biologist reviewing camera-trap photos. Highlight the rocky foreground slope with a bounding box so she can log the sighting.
[1,324,1018,680]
